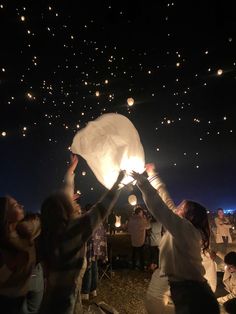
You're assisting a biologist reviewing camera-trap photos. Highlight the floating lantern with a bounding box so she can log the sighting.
[128,194,137,206]
[127,97,134,107]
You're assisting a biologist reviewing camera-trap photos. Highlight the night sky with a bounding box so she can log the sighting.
[0,1,235,213]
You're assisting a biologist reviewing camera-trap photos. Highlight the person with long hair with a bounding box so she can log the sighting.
[0,196,41,314]
[39,168,124,314]
[131,169,219,314]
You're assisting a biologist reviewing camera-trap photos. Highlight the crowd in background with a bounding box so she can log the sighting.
[1,156,236,314]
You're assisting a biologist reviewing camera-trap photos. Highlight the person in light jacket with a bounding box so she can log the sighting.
[217,251,236,314]
[215,208,232,256]
[144,164,217,314]
[127,207,150,270]
[131,168,219,314]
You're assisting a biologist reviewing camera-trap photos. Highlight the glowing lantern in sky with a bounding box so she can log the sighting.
[95,91,100,97]
[128,194,137,206]
[127,97,134,106]
[217,69,223,76]
[1,131,6,137]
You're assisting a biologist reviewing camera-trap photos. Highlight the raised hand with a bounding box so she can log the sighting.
[68,154,78,173]
[111,170,126,190]
[130,170,147,185]
[145,163,156,176]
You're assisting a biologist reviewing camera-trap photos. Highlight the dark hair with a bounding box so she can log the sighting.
[224,252,236,267]
[217,208,224,213]
[134,207,143,215]
[183,200,210,252]
[0,197,8,240]
[40,191,75,266]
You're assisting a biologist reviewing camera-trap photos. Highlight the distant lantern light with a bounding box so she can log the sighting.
[95,91,100,97]
[27,92,32,99]
[127,97,134,106]
[23,127,27,131]
[82,171,86,176]
[176,62,180,67]
[115,216,121,228]
[105,79,109,84]
[128,194,137,206]
[228,37,232,42]
[1,131,6,137]
[2,68,5,72]
[217,69,223,76]
[20,16,25,21]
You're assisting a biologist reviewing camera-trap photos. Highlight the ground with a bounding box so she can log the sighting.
[82,233,235,313]
[96,269,151,314]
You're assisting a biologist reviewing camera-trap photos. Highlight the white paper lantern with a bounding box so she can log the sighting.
[127,97,134,106]
[115,215,121,228]
[128,194,137,206]
[71,113,145,189]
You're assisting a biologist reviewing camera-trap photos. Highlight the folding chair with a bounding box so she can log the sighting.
[98,244,113,281]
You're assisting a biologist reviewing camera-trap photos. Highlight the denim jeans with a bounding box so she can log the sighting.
[149,246,159,266]
[81,260,98,294]
[170,280,219,314]
[21,263,44,314]
[0,263,44,314]
[132,246,145,270]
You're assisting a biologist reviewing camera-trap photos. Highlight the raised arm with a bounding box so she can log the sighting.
[63,154,78,199]
[146,163,176,212]
[131,171,192,240]
[66,171,125,245]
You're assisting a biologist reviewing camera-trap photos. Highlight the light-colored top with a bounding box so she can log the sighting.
[217,269,236,304]
[149,221,162,247]
[214,217,232,243]
[138,177,205,282]
[128,215,150,247]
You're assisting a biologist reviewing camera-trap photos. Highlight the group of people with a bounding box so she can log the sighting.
[1,156,235,314]
[0,154,124,314]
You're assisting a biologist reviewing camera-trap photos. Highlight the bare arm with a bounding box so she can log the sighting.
[63,154,78,198]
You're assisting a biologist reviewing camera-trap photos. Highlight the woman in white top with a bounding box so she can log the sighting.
[215,208,232,256]
[131,170,219,314]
